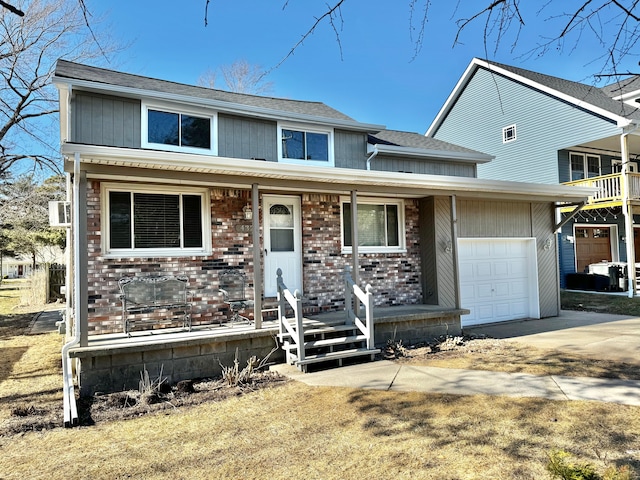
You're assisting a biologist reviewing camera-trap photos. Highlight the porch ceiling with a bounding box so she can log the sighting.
[577,131,640,156]
[62,143,594,203]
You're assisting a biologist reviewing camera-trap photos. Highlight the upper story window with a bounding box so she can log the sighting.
[340,197,405,254]
[502,124,517,143]
[278,123,334,166]
[611,159,639,173]
[102,183,211,257]
[570,152,601,181]
[142,103,217,155]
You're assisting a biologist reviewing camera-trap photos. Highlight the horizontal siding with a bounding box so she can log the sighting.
[433,67,621,184]
[457,199,531,237]
[218,114,277,161]
[73,92,141,148]
[371,154,475,177]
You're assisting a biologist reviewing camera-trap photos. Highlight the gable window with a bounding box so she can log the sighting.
[570,152,601,181]
[341,198,405,253]
[103,183,210,256]
[502,124,517,143]
[142,103,217,155]
[278,124,334,166]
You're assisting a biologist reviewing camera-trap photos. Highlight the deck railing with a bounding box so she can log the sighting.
[276,268,304,365]
[564,172,640,205]
[343,266,374,350]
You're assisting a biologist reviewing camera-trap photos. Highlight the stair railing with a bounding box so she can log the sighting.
[276,268,304,364]
[343,266,374,350]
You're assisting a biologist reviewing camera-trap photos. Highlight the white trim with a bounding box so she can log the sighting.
[52,76,385,133]
[569,151,601,180]
[611,158,639,173]
[141,100,218,155]
[339,196,406,254]
[62,144,596,202]
[502,124,517,143]
[100,182,212,257]
[277,122,335,167]
[426,57,636,137]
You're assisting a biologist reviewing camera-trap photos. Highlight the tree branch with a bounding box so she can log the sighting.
[0,1,24,17]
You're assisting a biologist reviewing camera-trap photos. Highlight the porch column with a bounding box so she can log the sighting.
[350,190,359,286]
[75,169,88,347]
[450,195,461,309]
[621,133,636,297]
[252,183,262,328]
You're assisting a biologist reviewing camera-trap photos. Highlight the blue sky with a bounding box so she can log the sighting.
[90,1,631,134]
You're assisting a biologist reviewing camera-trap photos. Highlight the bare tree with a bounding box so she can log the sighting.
[198,60,274,95]
[204,1,640,80]
[0,0,116,177]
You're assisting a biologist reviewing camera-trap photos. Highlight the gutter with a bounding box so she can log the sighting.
[61,152,80,427]
[365,145,378,171]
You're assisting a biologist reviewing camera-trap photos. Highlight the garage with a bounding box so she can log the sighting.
[458,238,540,327]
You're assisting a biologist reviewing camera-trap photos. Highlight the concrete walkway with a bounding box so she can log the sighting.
[272,310,640,407]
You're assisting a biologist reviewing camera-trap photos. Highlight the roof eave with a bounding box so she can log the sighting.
[61,143,594,202]
[52,76,386,133]
[371,143,493,164]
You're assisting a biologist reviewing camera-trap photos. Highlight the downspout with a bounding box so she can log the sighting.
[61,152,81,427]
[365,146,379,171]
[621,131,637,297]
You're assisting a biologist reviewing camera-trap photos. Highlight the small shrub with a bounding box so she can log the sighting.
[547,450,635,480]
[139,364,166,395]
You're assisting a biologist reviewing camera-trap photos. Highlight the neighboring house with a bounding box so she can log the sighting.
[427,57,640,294]
[53,60,590,424]
[1,246,65,279]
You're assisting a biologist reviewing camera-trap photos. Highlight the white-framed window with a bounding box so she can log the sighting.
[142,102,217,155]
[101,183,211,257]
[278,123,334,166]
[340,197,405,253]
[570,152,601,181]
[611,159,639,173]
[502,124,517,143]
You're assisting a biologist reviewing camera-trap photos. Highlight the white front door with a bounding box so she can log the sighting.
[263,195,302,297]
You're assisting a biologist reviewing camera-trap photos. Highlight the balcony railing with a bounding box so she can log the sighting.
[563,172,640,206]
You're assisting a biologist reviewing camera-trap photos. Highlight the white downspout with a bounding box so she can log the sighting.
[366,146,379,171]
[61,152,81,427]
[621,131,637,297]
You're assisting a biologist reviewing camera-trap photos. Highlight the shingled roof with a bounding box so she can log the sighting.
[370,129,490,158]
[54,59,358,123]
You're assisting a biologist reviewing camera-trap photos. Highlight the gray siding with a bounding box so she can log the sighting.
[433,67,621,184]
[372,155,475,177]
[334,130,367,169]
[419,197,438,304]
[72,91,141,148]
[456,198,560,318]
[218,114,277,161]
[434,197,456,308]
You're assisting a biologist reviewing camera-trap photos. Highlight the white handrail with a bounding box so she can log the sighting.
[343,266,374,350]
[276,268,304,364]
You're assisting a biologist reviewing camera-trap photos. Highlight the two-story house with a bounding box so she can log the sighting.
[53,60,591,426]
[427,57,640,295]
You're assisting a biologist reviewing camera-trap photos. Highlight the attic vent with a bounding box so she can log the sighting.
[502,124,517,143]
[49,201,71,227]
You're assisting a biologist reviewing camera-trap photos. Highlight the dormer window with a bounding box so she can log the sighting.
[142,103,217,155]
[278,123,334,166]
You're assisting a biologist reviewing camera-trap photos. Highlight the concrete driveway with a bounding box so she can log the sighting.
[465,310,640,365]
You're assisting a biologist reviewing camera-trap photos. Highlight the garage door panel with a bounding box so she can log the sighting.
[459,238,539,327]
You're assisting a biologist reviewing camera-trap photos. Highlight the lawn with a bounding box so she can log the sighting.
[0,288,639,479]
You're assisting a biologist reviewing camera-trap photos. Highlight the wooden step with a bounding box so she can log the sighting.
[281,334,367,351]
[278,324,359,341]
[291,347,380,367]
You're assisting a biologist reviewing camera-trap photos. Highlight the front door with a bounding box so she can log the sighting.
[575,226,612,272]
[263,195,302,297]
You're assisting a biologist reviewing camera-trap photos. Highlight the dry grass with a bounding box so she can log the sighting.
[0,382,638,479]
[1,288,639,478]
[393,337,640,380]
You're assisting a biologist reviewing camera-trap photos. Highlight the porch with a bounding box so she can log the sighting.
[68,304,468,396]
[562,172,640,211]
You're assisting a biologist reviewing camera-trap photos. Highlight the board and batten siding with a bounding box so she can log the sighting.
[334,130,367,169]
[218,114,277,161]
[432,66,621,184]
[456,198,560,318]
[72,91,141,148]
[371,154,475,177]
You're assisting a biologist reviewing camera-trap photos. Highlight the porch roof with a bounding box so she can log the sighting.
[62,143,595,203]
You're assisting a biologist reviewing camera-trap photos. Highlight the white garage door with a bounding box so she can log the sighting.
[458,238,539,327]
